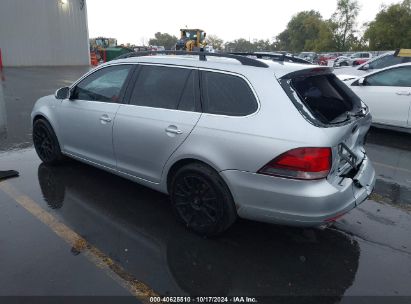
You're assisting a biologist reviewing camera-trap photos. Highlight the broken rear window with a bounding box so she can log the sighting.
[280,73,362,126]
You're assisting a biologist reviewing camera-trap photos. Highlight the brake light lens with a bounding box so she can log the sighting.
[258,147,332,180]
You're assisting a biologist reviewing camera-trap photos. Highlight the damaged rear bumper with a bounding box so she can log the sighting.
[220,156,376,227]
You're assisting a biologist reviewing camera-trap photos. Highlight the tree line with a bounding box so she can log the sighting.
[148,0,411,52]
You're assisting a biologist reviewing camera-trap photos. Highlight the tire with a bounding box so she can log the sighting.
[340,61,348,66]
[170,163,237,237]
[33,118,65,165]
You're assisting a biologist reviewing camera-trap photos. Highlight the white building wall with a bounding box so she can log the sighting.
[0,0,90,66]
[0,81,6,140]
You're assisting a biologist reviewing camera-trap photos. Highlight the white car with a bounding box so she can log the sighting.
[333,56,351,67]
[344,63,411,133]
[204,45,215,53]
[333,52,372,67]
[335,51,411,79]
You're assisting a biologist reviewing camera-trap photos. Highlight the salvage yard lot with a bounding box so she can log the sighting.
[0,67,411,302]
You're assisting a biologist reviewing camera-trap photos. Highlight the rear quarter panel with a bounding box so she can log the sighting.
[161,68,331,191]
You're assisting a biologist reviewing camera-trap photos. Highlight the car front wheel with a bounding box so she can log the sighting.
[170,163,237,236]
[33,119,65,165]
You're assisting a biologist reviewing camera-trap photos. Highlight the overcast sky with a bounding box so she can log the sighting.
[87,0,400,45]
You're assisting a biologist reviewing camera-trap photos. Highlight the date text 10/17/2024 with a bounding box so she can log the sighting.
[150,297,258,303]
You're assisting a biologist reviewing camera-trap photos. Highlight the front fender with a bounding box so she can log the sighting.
[31,95,61,143]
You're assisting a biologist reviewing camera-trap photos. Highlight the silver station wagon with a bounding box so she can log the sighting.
[31,52,376,236]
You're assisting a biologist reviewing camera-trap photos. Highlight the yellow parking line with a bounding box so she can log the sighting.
[0,181,159,303]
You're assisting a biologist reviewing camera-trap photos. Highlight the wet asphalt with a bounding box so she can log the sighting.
[0,67,410,303]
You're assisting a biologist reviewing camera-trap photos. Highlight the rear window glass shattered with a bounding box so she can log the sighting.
[281,73,362,125]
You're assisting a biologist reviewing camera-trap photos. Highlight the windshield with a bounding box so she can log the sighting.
[363,54,410,70]
[185,31,198,40]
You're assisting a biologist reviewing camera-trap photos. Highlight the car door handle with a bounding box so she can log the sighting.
[165,125,183,135]
[100,114,112,123]
[396,91,411,96]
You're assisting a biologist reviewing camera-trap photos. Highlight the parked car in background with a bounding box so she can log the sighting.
[335,51,411,80]
[149,45,165,51]
[133,46,150,52]
[31,52,375,236]
[344,63,411,133]
[297,52,318,63]
[204,45,215,53]
[350,52,373,66]
[318,53,337,66]
[334,52,372,67]
[333,55,352,67]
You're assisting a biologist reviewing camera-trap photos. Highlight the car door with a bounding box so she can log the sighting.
[113,65,201,183]
[352,66,411,127]
[58,64,134,168]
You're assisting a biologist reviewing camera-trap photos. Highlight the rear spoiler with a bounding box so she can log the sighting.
[394,49,411,57]
[280,67,334,79]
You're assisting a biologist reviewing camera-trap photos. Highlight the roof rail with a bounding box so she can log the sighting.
[229,52,312,64]
[230,52,284,62]
[114,50,269,68]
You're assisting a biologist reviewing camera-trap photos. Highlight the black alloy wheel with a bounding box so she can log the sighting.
[170,163,237,236]
[33,119,64,165]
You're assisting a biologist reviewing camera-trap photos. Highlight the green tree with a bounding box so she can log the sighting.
[330,0,360,51]
[307,20,336,52]
[206,35,224,50]
[224,38,277,52]
[275,10,333,52]
[148,32,178,50]
[224,38,255,52]
[364,0,411,50]
[274,30,290,51]
[253,39,273,51]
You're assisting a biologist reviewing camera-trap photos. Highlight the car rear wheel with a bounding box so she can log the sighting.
[33,119,65,165]
[170,163,237,236]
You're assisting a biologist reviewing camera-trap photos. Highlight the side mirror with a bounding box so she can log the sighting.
[361,63,370,71]
[358,78,366,86]
[55,87,70,100]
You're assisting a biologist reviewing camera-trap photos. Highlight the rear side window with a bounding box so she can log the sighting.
[130,65,198,111]
[281,73,361,125]
[201,71,257,116]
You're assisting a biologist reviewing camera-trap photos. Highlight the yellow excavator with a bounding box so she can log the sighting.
[175,29,207,51]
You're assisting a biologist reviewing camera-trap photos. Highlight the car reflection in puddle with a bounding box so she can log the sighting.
[38,162,360,300]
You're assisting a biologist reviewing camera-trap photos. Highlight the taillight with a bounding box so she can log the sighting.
[258,147,332,180]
